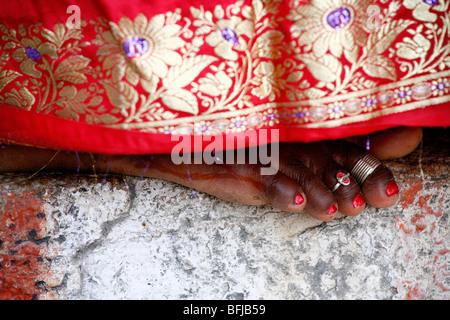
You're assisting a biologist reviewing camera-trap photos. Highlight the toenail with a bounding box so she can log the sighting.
[386,180,399,197]
[294,191,304,205]
[327,203,338,215]
[352,193,365,208]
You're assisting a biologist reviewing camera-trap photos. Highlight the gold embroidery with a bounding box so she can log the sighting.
[290,0,419,95]
[394,16,450,78]
[250,60,303,102]
[95,13,186,85]
[396,31,431,60]
[431,78,449,96]
[196,66,233,97]
[0,21,105,119]
[4,86,35,110]
[190,0,297,116]
[303,94,450,129]
[403,0,447,22]
[0,0,449,134]
[202,10,253,61]
[289,0,371,58]
[0,70,20,92]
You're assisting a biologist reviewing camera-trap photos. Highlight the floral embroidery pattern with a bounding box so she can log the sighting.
[0,0,449,134]
[0,22,108,123]
[290,0,371,59]
[95,13,186,86]
[403,0,446,22]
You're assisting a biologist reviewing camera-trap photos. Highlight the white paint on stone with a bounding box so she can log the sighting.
[1,150,449,300]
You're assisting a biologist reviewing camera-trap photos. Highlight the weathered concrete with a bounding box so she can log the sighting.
[0,128,449,300]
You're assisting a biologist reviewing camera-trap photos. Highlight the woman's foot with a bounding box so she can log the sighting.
[0,127,422,221]
[108,139,400,221]
[346,126,423,160]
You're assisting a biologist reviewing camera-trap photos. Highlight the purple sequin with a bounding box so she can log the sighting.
[221,28,239,46]
[437,83,445,90]
[327,7,351,29]
[25,47,41,60]
[423,0,439,5]
[123,36,149,58]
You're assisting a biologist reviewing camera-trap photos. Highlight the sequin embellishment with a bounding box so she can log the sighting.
[122,36,150,58]
[326,8,352,29]
[25,47,41,60]
[221,29,239,46]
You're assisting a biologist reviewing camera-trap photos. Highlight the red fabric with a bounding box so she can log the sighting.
[1,103,448,154]
[0,0,449,154]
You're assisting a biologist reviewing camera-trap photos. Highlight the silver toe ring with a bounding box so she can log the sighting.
[330,172,351,192]
[351,154,381,185]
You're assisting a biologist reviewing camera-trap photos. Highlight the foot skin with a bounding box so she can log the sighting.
[346,126,423,160]
[110,140,400,221]
[0,127,421,221]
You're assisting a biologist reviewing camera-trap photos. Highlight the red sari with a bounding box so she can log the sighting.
[0,0,449,154]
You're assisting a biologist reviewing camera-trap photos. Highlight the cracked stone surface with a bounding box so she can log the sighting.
[0,128,449,299]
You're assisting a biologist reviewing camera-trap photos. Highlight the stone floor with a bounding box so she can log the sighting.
[0,128,448,300]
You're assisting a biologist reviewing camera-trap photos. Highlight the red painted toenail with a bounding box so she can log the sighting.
[352,193,365,208]
[294,192,304,205]
[386,180,399,197]
[327,203,338,215]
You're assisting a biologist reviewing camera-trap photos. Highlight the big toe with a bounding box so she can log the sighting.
[326,140,399,208]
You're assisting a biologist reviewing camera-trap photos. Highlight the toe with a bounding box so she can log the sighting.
[359,166,399,208]
[322,161,366,216]
[326,140,399,209]
[345,127,422,160]
[279,144,338,221]
[367,127,422,160]
[261,169,307,213]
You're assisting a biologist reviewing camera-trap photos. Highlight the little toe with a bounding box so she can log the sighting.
[326,140,399,209]
[261,169,307,213]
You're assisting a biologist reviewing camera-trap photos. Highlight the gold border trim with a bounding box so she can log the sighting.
[302,95,450,128]
[109,70,450,130]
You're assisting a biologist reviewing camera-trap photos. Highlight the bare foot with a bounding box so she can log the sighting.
[0,127,422,221]
[346,127,422,160]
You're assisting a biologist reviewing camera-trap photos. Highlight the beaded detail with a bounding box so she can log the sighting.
[326,8,352,30]
[423,0,439,5]
[221,29,239,46]
[122,37,150,58]
[25,47,41,61]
